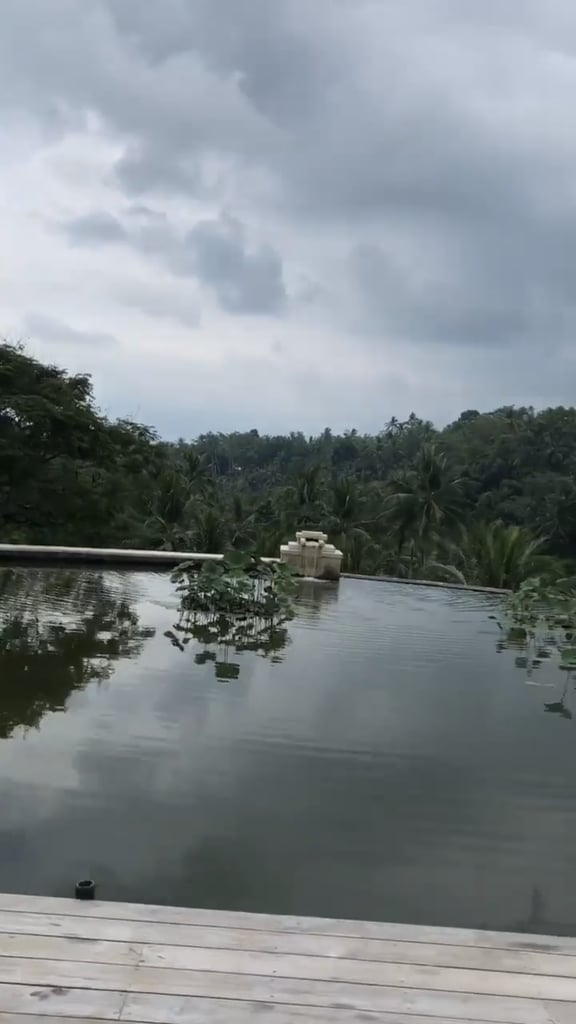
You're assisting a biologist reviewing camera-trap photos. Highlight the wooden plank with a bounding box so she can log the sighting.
[135,948,576,1001]
[123,982,552,1023]
[122,993,503,1023]
[0,958,553,1022]
[0,913,139,945]
[0,985,123,1020]
[0,933,141,966]
[0,949,571,1004]
[0,1016,117,1024]
[3,911,576,980]
[0,1011,505,1024]
[142,935,576,979]
[545,1004,576,1024]
[1,947,574,1005]
[0,958,132,992]
[0,894,575,956]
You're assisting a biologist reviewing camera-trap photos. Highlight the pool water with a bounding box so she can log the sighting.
[0,565,574,934]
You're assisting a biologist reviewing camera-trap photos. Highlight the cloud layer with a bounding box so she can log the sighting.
[2,0,576,435]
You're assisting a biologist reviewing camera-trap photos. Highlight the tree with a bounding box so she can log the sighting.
[4,342,576,587]
[446,522,562,590]
[0,343,166,547]
[382,444,466,552]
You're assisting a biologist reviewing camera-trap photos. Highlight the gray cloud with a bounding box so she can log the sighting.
[3,0,576,425]
[170,216,287,314]
[102,1,576,356]
[24,314,119,349]
[62,211,127,246]
[125,205,167,223]
[62,208,287,316]
[109,0,337,128]
[117,285,200,328]
[115,144,208,198]
[351,197,576,349]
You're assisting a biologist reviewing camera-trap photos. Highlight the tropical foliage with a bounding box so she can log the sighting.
[165,554,297,679]
[495,576,576,717]
[3,342,576,589]
[171,553,296,620]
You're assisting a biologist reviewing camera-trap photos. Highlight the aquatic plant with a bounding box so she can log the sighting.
[164,552,297,678]
[171,552,296,618]
[494,575,576,717]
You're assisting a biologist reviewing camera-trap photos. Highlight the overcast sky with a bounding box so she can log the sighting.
[2,0,576,438]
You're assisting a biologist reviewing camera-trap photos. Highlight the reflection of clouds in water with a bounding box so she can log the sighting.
[0,565,143,618]
[1,574,576,932]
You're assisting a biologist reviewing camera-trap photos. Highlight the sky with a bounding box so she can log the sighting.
[2,0,576,439]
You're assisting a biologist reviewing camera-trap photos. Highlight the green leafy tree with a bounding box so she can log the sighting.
[446,522,562,589]
[5,341,576,587]
[383,444,466,552]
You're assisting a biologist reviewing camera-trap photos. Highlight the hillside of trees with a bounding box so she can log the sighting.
[2,342,576,589]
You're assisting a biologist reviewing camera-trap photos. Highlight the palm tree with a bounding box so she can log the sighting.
[446,521,561,589]
[143,469,197,549]
[287,465,328,527]
[229,493,253,550]
[384,416,402,437]
[183,449,214,496]
[328,477,361,541]
[190,506,228,553]
[229,493,280,551]
[389,537,466,584]
[332,477,359,529]
[382,444,466,552]
[340,527,377,573]
[296,466,325,507]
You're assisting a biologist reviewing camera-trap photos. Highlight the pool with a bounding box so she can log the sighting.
[0,565,574,934]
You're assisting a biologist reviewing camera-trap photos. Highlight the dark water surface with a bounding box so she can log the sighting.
[0,565,575,934]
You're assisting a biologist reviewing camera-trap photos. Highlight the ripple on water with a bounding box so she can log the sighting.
[0,567,574,935]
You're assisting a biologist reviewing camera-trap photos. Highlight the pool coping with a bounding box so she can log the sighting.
[0,543,276,567]
[342,572,509,595]
[0,544,510,596]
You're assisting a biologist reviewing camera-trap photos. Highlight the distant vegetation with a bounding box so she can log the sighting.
[2,342,576,589]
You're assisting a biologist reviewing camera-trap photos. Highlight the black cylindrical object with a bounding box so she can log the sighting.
[75,879,96,900]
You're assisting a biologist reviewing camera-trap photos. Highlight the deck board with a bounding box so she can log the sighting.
[1,894,575,953]
[3,914,576,978]
[0,895,572,1023]
[0,1012,522,1024]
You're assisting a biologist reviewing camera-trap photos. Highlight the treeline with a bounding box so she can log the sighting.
[2,342,576,589]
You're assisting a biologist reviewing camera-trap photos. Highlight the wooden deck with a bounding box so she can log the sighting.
[0,894,573,1023]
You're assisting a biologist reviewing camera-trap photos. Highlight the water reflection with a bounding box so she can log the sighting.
[0,567,155,737]
[504,887,576,938]
[296,579,340,619]
[164,579,339,681]
[543,673,574,719]
[496,617,576,721]
[165,613,290,680]
[3,572,576,935]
